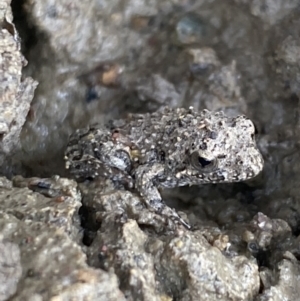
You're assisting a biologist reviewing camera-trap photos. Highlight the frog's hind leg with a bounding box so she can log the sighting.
[65,126,134,188]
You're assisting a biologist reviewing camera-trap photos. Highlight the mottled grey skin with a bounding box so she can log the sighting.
[65,107,263,228]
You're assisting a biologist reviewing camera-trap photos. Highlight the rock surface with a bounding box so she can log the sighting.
[1,0,300,300]
[0,177,125,300]
[0,241,22,301]
[0,1,37,171]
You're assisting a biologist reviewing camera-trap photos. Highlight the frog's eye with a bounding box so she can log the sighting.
[190,151,217,172]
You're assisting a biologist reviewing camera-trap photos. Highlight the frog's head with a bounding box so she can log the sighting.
[176,110,264,185]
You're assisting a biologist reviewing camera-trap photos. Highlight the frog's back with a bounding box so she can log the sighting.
[106,107,196,149]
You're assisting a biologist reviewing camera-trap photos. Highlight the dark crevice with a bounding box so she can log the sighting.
[11,0,39,56]
[79,205,101,246]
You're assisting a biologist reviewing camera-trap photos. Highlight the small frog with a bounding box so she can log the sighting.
[65,107,263,228]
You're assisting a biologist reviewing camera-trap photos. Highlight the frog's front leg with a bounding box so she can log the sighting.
[134,164,191,229]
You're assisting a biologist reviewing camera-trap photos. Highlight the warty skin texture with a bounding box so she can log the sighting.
[65,107,264,228]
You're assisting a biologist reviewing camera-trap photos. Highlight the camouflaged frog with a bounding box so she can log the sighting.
[65,107,264,228]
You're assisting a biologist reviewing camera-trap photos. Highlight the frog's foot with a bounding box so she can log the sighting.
[148,198,191,230]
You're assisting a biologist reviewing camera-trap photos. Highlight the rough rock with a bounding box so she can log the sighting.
[82,182,260,301]
[0,241,22,301]
[256,257,300,301]
[2,176,82,238]
[0,1,37,167]
[2,0,300,300]
[0,177,126,300]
